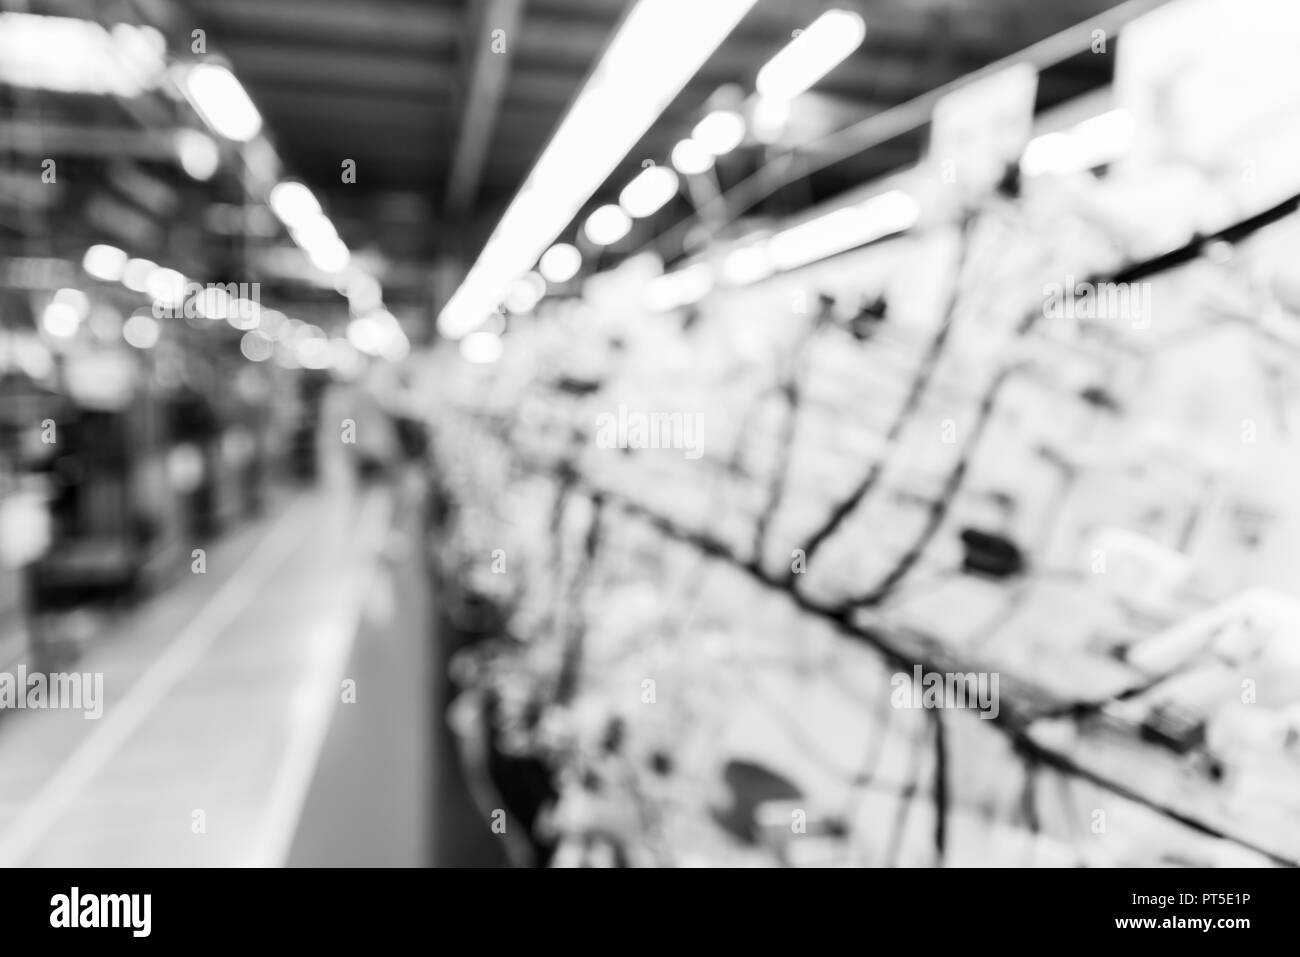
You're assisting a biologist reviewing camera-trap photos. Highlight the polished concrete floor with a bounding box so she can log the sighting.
[0,472,489,866]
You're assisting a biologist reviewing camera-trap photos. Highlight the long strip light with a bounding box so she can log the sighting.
[1020,108,1137,178]
[539,243,582,283]
[620,164,680,218]
[644,263,714,312]
[438,0,760,339]
[0,13,164,97]
[756,9,867,102]
[269,181,322,228]
[268,179,353,276]
[671,138,715,176]
[763,189,919,273]
[183,63,263,142]
[584,204,633,245]
[693,108,747,155]
[83,244,128,282]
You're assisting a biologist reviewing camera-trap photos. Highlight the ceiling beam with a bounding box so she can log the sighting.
[187,0,461,47]
[228,43,454,93]
[444,0,526,219]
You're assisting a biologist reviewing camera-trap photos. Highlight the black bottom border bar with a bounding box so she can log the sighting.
[0,866,1285,945]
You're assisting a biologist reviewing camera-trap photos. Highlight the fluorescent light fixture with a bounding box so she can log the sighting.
[122,258,156,293]
[721,243,774,285]
[183,63,263,142]
[1077,106,1137,146]
[584,204,632,246]
[41,301,81,338]
[111,23,166,93]
[438,0,759,338]
[620,165,680,218]
[295,337,331,370]
[240,331,274,362]
[756,9,867,101]
[195,286,230,320]
[82,244,128,282]
[227,298,261,331]
[122,312,160,349]
[1019,132,1070,178]
[768,189,919,271]
[0,14,163,97]
[539,243,582,283]
[1021,108,1137,177]
[693,109,746,155]
[346,315,386,355]
[290,214,338,251]
[52,288,90,320]
[146,267,186,307]
[460,330,504,364]
[175,129,220,181]
[347,309,407,359]
[644,263,714,312]
[770,207,867,270]
[505,272,547,314]
[269,180,322,228]
[287,208,350,274]
[671,138,715,176]
[307,238,350,274]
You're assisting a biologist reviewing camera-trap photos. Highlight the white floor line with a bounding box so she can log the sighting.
[0,494,318,867]
[247,486,393,867]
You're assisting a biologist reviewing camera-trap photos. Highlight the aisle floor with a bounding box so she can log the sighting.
[0,479,430,867]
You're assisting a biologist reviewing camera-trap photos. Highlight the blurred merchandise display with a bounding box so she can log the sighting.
[416,4,1300,864]
[425,210,1300,867]
[1,0,1298,877]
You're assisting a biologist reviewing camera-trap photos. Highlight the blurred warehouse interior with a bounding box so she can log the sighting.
[2,0,1300,867]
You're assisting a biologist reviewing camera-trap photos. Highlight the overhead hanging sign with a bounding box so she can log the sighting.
[928,62,1038,207]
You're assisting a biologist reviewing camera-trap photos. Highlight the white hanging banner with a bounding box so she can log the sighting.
[1116,0,1300,210]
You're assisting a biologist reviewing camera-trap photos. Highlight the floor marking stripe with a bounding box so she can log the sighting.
[248,487,392,867]
[0,495,317,867]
